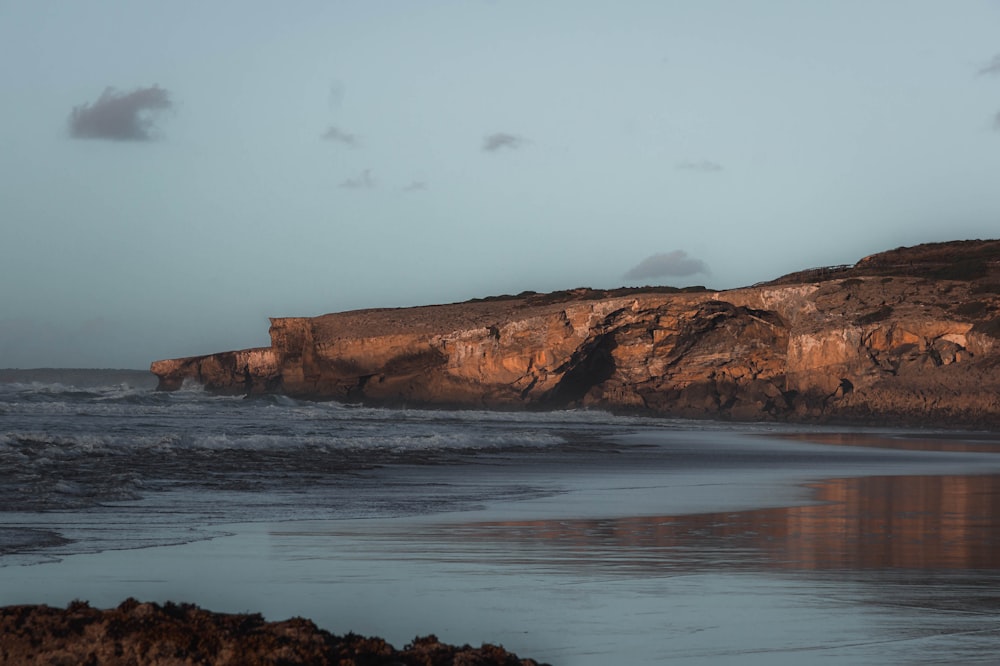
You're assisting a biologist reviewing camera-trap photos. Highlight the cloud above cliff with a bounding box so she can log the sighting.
[483,132,527,152]
[68,85,172,141]
[979,54,1000,76]
[339,169,376,189]
[321,126,359,146]
[624,251,710,281]
[676,160,724,173]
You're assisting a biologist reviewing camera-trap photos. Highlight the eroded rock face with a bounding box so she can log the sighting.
[151,240,1000,427]
[0,599,547,665]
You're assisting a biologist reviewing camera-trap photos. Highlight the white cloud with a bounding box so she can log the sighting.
[339,169,376,189]
[483,132,527,152]
[676,160,724,173]
[624,250,710,281]
[978,54,1000,76]
[68,85,172,141]
[321,126,359,146]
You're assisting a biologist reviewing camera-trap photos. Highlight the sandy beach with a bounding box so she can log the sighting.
[5,427,1000,665]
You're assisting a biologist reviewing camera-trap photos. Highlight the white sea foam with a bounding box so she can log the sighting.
[0,370,656,558]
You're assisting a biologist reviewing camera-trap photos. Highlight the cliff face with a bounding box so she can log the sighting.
[151,240,1000,427]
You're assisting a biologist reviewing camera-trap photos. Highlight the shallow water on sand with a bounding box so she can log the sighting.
[3,370,1000,663]
[6,469,1000,665]
[250,471,1000,664]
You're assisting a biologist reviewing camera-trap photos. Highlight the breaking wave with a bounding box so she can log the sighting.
[1,370,655,560]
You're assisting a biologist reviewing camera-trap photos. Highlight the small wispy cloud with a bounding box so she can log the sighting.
[339,169,375,189]
[402,180,427,192]
[624,250,710,281]
[68,85,172,141]
[978,54,1000,76]
[321,125,359,147]
[676,160,724,173]
[993,111,1000,131]
[483,132,527,152]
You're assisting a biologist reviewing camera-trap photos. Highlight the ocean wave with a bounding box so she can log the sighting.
[1,426,566,456]
[0,370,650,562]
[0,527,72,556]
[0,372,647,526]
[0,382,104,401]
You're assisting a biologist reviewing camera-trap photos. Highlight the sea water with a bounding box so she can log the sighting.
[0,369,625,558]
[3,369,1000,664]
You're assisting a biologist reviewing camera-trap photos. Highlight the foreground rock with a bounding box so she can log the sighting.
[0,599,547,666]
[152,240,1000,427]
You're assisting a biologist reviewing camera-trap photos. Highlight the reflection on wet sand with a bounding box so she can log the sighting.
[773,431,1000,453]
[440,474,1000,571]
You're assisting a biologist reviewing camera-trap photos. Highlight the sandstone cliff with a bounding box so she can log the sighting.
[151,240,1000,427]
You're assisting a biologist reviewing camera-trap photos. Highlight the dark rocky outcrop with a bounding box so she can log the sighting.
[0,599,547,666]
[151,240,1000,428]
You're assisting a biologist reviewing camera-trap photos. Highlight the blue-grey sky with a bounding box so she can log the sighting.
[2,1,1000,368]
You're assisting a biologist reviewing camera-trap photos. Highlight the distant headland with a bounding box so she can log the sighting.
[152,240,1000,428]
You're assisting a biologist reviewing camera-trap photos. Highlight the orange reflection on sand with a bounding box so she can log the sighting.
[772,431,1000,453]
[453,475,1000,571]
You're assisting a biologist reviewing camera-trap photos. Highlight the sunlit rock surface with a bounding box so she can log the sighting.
[152,240,1000,427]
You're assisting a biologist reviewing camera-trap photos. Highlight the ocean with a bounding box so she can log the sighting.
[3,369,1000,664]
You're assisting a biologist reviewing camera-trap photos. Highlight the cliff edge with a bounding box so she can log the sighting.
[151,240,1000,427]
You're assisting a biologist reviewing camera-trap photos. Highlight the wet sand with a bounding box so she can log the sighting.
[4,428,1000,664]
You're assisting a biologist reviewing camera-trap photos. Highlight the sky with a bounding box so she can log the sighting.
[2,1,1000,369]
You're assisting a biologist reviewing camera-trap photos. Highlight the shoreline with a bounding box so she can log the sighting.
[6,368,1000,433]
[5,473,1000,664]
[5,427,1000,663]
[6,424,1000,561]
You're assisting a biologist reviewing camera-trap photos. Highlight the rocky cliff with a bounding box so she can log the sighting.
[151,240,1000,427]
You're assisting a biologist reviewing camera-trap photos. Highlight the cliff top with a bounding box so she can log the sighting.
[767,238,1000,285]
[288,239,1000,338]
[298,285,711,339]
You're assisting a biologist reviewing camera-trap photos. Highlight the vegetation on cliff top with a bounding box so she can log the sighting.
[468,240,1000,306]
[467,285,710,307]
[768,239,1000,286]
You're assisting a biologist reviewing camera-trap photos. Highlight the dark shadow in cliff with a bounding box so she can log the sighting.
[540,333,618,407]
[341,349,451,404]
[635,302,792,420]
